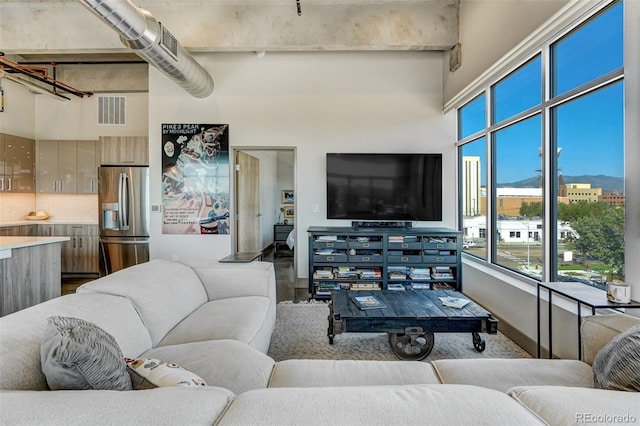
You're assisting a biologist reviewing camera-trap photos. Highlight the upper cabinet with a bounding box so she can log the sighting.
[0,133,36,193]
[76,141,100,193]
[99,136,148,166]
[36,140,99,194]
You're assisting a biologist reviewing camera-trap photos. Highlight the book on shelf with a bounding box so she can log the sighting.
[387,283,406,291]
[411,282,430,290]
[317,235,339,241]
[350,283,380,290]
[313,270,334,279]
[431,282,455,290]
[351,295,387,310]
[315,248,338,255]
[438,296,470,309]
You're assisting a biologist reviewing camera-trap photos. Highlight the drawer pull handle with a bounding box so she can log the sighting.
[362,256,370,261]
[401,243,408,248]
[437,243,444,248]
[327,242,334,247]
[401,256,408,262]
[436,257,444,262]
[327,256,334,261]
[362,243,370,248]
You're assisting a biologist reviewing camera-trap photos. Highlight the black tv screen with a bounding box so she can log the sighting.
[326,153,442,221]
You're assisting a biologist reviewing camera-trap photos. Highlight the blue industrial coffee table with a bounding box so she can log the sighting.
[328,289,498,360]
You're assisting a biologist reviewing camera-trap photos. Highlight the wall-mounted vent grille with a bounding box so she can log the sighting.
[98,96,126,125]
[160,24,179,60]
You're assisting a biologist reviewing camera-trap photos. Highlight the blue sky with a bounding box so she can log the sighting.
[459,1,624,185]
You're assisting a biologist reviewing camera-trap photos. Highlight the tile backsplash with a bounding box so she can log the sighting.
[0,193,98,222]
[0,193,36,221]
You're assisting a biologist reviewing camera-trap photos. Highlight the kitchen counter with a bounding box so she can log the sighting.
[0,220,98,227]
[1,236,69,317]
[0,236,70,250]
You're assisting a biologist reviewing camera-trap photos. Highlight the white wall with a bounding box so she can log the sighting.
[443,0,569,104]
[35,92,148,139]
[148,51,455,271]
[0,80,36,138]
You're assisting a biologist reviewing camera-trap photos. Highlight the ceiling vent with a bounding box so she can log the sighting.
[98,95,126,125]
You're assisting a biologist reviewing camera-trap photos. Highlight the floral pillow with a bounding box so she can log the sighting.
[125,358,207,389]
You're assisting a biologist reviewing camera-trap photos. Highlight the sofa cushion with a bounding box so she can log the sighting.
[581,313,640,365]
[126,357,207,389]
[269,359,440,388]
[0,293,151,391]
[158,296,271,350]
[217,385,545,425]
[40,316,132,391]
[432,358,594,392]
[0,387,234,426]
[508,386,640,425]
[592,323,640,391]
[77,259,208,346]
[141,339,275,395]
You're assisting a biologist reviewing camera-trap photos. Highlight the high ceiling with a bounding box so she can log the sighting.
[0,0,459,94]
[1,0,460,60]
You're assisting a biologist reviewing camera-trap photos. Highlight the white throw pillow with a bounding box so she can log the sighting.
[125,357,207,389]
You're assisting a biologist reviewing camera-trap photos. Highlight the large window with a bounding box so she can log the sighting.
[457,0,624,288]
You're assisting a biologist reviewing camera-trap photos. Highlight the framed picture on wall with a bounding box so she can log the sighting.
[284,206,295,218]
[282,190,294,204]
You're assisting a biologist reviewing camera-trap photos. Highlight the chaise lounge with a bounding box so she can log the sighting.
[1,259,638,425]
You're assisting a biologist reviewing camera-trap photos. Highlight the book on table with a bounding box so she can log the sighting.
[351,295,387,310]
[438,296,470,309]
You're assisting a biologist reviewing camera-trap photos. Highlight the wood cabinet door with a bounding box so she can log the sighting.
[77,140,98,193]
[58,141,78,193]
[3,134,35,193]
[100,136,148,165]
[37,140,60,193]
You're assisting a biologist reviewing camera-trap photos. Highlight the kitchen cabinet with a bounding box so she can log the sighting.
[39,224,99,274]
[0,133,35,193]
[0,225,35,236]
[37,140,99,193]
[77,141,99,193]
[99,136,148,165]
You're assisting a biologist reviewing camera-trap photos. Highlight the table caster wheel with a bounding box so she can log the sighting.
[388,329,434,361]
[472,332,486,352]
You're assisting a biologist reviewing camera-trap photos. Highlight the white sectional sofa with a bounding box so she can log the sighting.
[1,259,638,425]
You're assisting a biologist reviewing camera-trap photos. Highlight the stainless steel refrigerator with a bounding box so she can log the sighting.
[98,166,150,275]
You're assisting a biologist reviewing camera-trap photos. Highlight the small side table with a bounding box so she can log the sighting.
[537,281,640,360]
[273,224,293,254]
[219,252,263,263]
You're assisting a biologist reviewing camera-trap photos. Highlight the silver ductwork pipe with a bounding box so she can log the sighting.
[77,0,214,98]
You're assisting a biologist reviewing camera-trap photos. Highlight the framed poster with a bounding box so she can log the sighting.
[284,206,295,218]
[161,124,230,234]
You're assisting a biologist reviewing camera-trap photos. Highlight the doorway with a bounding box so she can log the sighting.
[233,147,296,262]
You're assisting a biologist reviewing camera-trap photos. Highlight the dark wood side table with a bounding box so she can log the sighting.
[536,281,640,360]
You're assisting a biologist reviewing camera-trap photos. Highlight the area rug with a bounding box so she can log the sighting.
[267,302,531,362]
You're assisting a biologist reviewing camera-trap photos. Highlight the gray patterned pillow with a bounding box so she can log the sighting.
[592,323,640,391]
[40,316,132,391]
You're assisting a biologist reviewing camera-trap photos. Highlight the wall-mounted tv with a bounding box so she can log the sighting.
[326,153,442,221]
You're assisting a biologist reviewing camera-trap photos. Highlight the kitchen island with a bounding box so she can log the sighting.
[0,236,70,316]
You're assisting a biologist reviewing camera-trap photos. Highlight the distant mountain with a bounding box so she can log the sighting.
[499,175,624,194]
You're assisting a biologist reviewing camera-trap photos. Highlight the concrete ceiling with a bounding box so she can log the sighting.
[0,0,459,93]
[1,0,459,58]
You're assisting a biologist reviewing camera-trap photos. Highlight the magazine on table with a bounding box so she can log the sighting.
[351,295,387,310]
[438,296,470,309]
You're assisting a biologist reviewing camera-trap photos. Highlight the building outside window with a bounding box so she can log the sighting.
[457,0,624,288]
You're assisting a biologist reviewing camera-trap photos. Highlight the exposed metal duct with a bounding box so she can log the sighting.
[77,0,214,98]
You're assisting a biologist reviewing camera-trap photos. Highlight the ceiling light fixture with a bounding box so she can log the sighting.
[296,0,302,16]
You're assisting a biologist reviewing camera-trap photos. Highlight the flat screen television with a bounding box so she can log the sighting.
[326,153,442,221]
